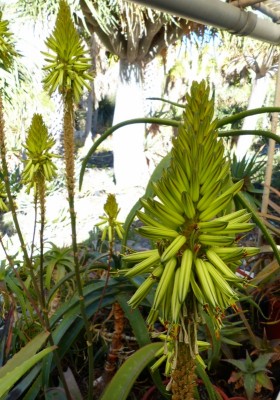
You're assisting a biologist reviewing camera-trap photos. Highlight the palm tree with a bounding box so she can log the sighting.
[79,0,195,189]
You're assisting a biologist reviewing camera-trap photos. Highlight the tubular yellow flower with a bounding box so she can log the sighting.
[42,0,93,102]
[22,114,58,193]
[126,80,259,336]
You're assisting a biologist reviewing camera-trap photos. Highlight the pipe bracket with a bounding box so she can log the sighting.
[229,10,257,36]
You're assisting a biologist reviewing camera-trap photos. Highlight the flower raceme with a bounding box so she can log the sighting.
[22,114,58,194]
[96,194,125,242]
[123,81,259,330]
[42,0,93,102]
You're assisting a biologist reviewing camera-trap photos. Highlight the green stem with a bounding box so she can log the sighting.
[217,106,280,128]
[64,96,94,399]
[79,117,179,190]
[218,129,280,144]
[195,361,220,400]
[79,111,280,191]
[30,192,38,260]
[146,97,185,108]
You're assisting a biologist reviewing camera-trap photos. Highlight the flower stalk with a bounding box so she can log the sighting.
[42,1,94,397]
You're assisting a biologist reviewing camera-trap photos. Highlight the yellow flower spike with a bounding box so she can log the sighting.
[0,180,8,211]
[126,80,257,339]
[22,114,58,193]
[96,194,124,243]
[42,0,93,102]
[0,11,19,73]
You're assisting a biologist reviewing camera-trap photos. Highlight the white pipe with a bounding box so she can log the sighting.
[127,0,280,45]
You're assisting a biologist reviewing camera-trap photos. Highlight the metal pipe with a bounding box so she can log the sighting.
[127,0,280,45]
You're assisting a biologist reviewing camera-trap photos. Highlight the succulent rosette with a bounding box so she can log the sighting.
[123,81,259,332]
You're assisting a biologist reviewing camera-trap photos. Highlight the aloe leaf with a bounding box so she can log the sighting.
[251,259,279,286]
[5,274,32,323]
[225,358,249,373]
[220,337,242,346]
[100,342,163,400]
[45,259,57,290]
[244,372,256,400]
[0,332,54,398]
[202,312,221,370]
[253,353,274,371]
[42,280,133,391]
[195,360,220,400]
[256,371,273,391]
[116,293,170,398]
[7,365,41,400]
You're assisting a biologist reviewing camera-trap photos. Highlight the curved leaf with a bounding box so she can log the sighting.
[42,279,133,390]
[100,342,163,400]
[217,107,280,128]
[79,117,178,190]
[195,361,220,400]
[116,294,170,398]
[244,372,256,400]
[0,332,54,398]
[218,129,280,145]
[6,365,41,400]
[146,97,185,109]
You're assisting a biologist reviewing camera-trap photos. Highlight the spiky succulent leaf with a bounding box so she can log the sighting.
[255,371,273,391]
[252,353,274,372]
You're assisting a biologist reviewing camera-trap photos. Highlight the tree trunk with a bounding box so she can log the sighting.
[235,74,269,160]
[112,59,149,189]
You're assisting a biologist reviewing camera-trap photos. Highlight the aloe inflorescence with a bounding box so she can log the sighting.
[0,11,18,72]
[96,193,124,242]
[42,0,93,102]
[22,114,58,194]
[124,81,259,354]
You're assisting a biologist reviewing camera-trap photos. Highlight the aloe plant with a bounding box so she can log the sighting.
[1,4,280,395]
[226,351,274,400]
[0,332,55,398]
